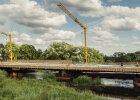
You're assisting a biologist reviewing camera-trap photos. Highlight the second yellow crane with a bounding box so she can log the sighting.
[0,31,14,62]
[57,3,88,63]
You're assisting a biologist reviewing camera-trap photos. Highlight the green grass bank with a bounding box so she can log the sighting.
[0,70,106,100]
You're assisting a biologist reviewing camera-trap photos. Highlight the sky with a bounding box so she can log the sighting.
[0,0,140,55]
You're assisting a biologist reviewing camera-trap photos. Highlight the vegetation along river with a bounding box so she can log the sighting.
[8,70,140,100]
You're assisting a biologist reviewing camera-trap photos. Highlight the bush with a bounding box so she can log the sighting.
[43,73,56,81]
[72,76,93,86]
[93,77,101,85]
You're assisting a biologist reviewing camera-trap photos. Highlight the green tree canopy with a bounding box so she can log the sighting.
[19,44,37,59]
[0,42,20,60]
[41,42,104,63]
[0,42,104,62]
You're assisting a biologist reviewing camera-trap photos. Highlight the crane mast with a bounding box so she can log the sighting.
[58,3,88,63]
[0,31,13,62]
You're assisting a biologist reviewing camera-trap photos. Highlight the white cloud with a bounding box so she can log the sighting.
[0,0,67,34]
[89,45,102,50]
[133,42,140,45]
[46,0,139,17]
[12,32,47,46]
[34,38,46,45]
[47,0,140,32]
[133,36,138,40]
[102,16,140,31]
[106,43,125,47]
[13,37,23,45]
[46,0,103,17]
[1,0,140,55]
[41,28,75,41]
[66,40,82,47]
[91,27,119,44]
[108,0,122,2]
[20,33,32,42]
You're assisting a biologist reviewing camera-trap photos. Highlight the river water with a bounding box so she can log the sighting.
[13,71,140,100]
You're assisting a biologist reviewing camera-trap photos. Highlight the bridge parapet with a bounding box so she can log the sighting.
[6,60,72,64]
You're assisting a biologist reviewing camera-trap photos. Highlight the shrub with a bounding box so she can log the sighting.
[43,73,56,81]
[72,76,93,86]
[93,77,101,85]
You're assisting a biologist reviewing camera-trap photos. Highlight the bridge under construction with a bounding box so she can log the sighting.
[1,60,140,85]
[0,61,140,73]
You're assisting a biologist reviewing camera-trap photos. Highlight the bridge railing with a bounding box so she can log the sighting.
[6,60,72,64]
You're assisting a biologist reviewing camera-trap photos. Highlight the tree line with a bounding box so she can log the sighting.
[1,42,140,63]
[103,51,140,62]
[0,42,104,63]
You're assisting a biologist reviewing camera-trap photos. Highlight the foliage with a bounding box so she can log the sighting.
[0,70,106,100]
[0,42,20,60]
[0,42,104,62]
[0,44,4,48]
[72,76,93,86]
[19,44,37,59]
[93,77,101,85]
[43,42,104,63]
[103,51,140,63]
[43,73,57,83]
[0,70,7,88]
[36,49,42,59]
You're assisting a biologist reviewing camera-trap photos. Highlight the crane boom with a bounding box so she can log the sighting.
[57,3,88,63]
[0,31,10,36]
[57,3,87,29]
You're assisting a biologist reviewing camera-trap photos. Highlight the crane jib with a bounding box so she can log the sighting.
[57,3,88,63]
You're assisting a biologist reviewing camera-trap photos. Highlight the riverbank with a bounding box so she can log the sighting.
[0,70,106,100]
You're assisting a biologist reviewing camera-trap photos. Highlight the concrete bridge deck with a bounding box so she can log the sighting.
[0,62,140,73]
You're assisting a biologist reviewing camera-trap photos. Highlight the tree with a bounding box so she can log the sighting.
[19,44,37,59]
[36,49,42,59]
[43,42,74,60]
[0,44,4,49]
[113,52,126,62]
[0,43,4,59]
[134,51,140,62]
[41,42,104,63]
[0,42,20,60]
[87,47,104,63]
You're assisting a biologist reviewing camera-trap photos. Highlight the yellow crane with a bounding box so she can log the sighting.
[0,31,14,62]
[58,3,88,63]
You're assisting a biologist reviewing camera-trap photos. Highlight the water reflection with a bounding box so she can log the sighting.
[12,71,48,79]
[101,78,134,88]
[24,72,48,79]
[93,78,140,100]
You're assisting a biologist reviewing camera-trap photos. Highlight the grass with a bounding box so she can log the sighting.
[72,76,102,87]
[0,70,107,100]
[93,77,102,85]
[72,75,93,86]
